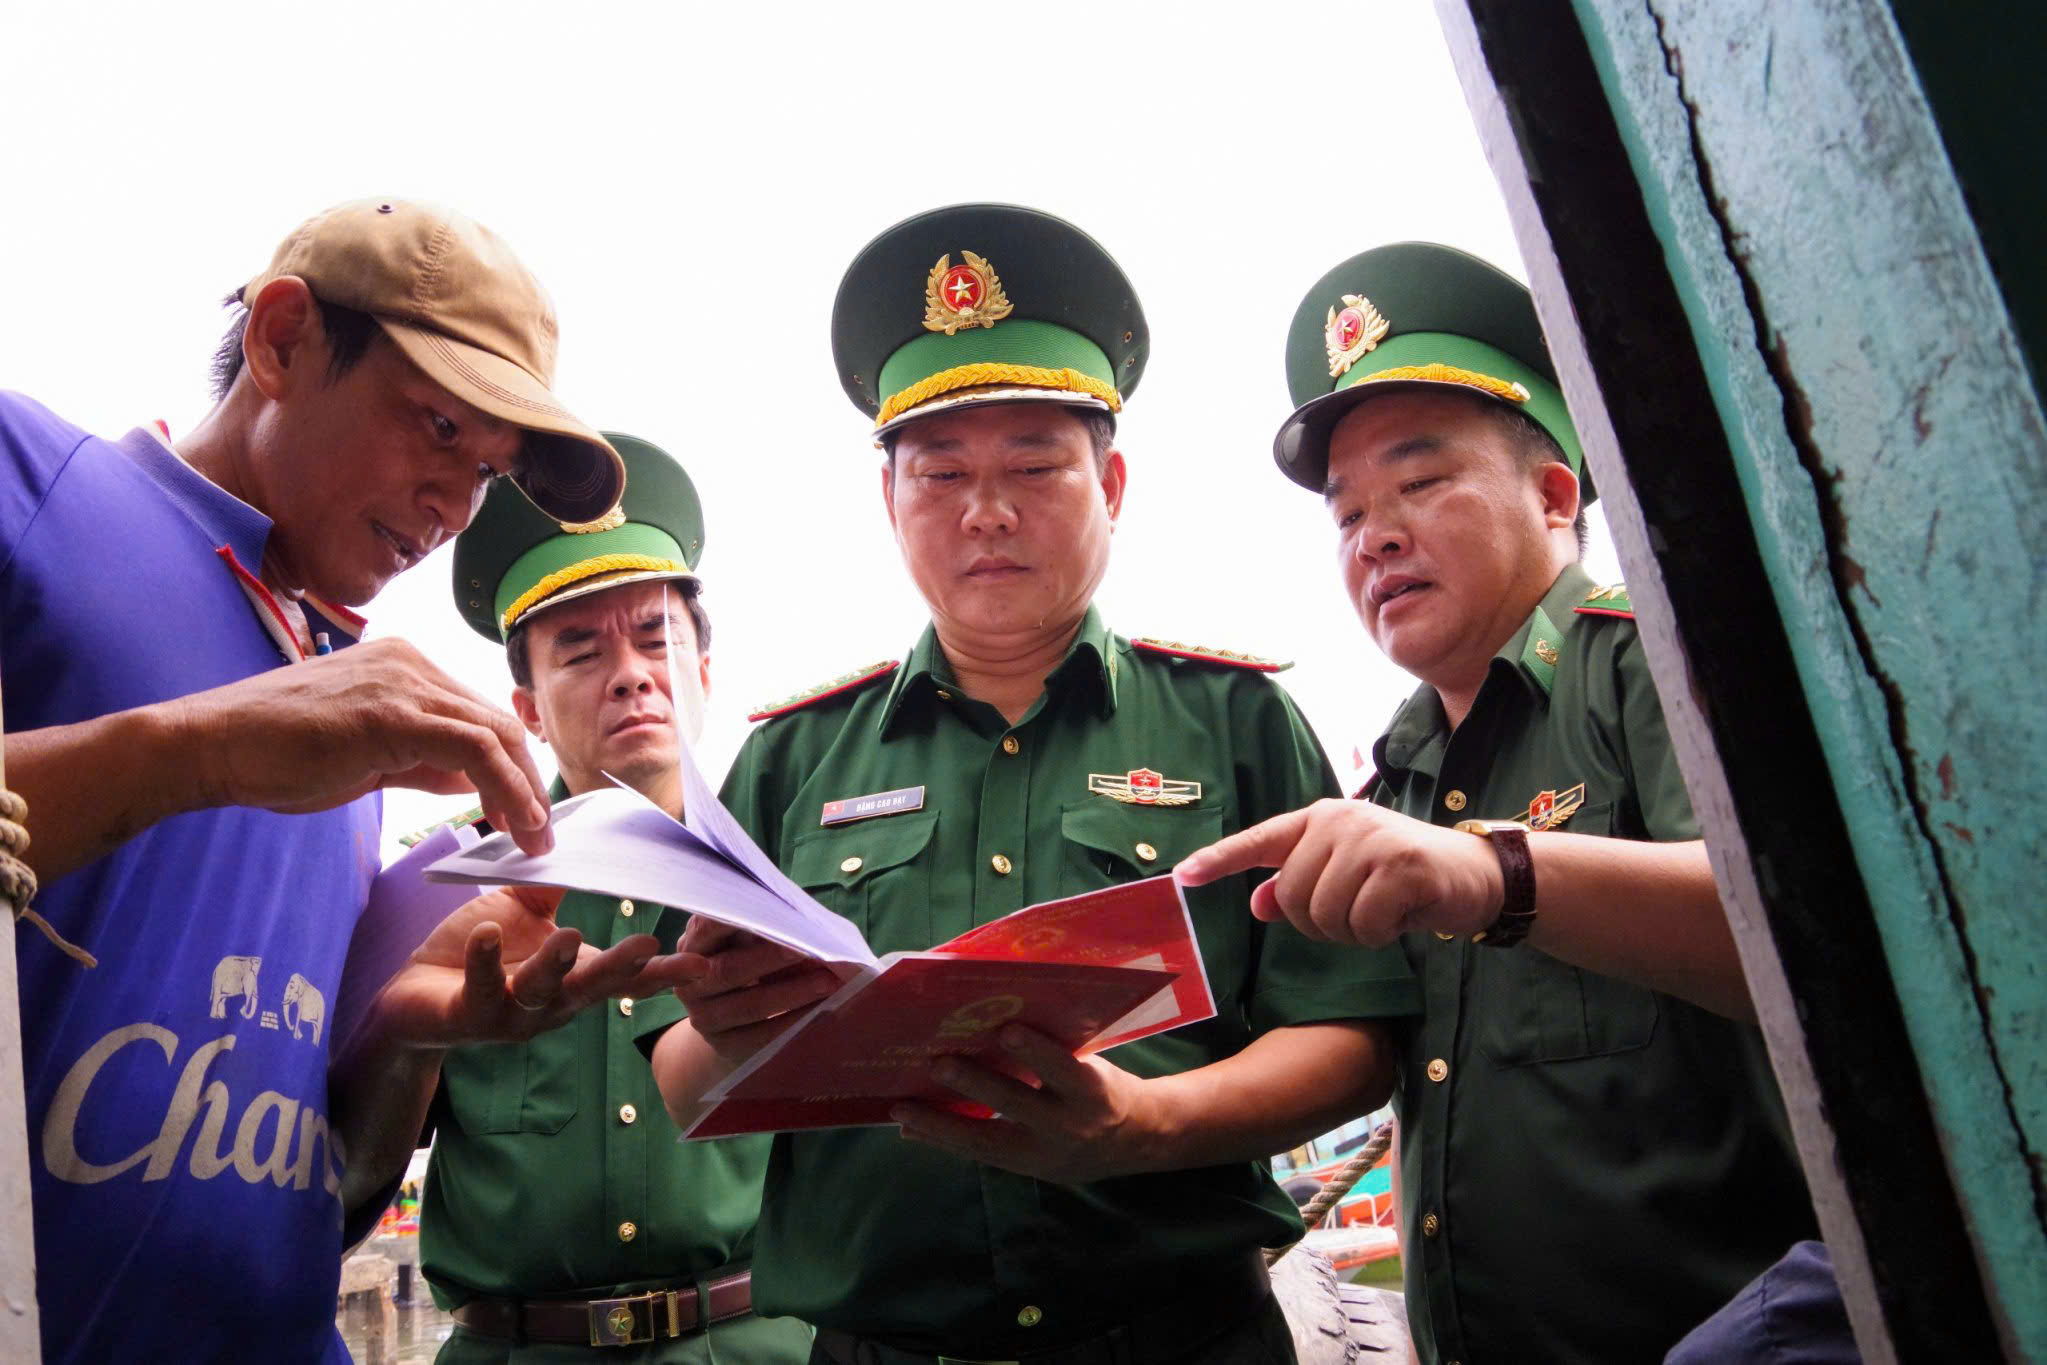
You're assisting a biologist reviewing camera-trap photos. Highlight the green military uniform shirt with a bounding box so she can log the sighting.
[422,786,811,1365]
[1366,563,1815,1365]
[717,606,1419,1356]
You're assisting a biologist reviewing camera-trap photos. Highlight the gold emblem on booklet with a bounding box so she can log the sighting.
[937,994,1026,1037]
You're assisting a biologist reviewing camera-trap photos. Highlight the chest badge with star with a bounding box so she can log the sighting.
[1525,782,1587,831]
[1088,767,1202,807]
[923,250,1014,335]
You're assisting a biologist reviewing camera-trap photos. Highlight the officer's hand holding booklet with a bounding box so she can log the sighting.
[420,740,1216,1138]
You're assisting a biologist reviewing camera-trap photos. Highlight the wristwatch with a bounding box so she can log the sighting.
[1454,819,1537,948]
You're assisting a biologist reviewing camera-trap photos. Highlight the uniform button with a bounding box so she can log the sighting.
[1444,790,1468,812]
[1001,735,1021,756]
[1016,1305,1043,1328]
[618,1103,637,1124]
[1134,842,1157,862]
[1422,1211,1441,1238]
[618,998,634,1018]
[617,1221,638,1243]
[618,898,635,918]
[991,854,1013,876]
[1434,931,1457,941]
[935,689,953,701]
[1427,1058,1449,1083]
[841,855,864,874]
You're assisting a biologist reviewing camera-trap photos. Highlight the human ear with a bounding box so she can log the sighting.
[1099,448,1128,525]
[880,459,900,536]
[510,687,547,742]
[1536,460,1581,531]
[240,277,323,401]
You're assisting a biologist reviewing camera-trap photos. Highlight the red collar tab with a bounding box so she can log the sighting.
[1572,584,1635,620]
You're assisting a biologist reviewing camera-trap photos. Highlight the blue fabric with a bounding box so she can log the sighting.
[1666,1241,1862,1364]
[3,393,379,1364]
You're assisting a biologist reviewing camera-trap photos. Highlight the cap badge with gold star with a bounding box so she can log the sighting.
[1325,294,1390,378]
[834,204,1147,436]
[923,251,1013,335]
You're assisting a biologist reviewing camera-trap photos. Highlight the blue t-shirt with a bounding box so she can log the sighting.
[2,393,380,1364]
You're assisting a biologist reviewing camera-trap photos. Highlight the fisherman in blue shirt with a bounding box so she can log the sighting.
[3,198,685,1363]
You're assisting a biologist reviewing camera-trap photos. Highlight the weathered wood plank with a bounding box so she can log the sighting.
[1567,1,2047,1355]
[1441,0,2028,1355]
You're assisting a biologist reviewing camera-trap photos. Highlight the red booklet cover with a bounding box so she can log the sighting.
[685,874,1214,1139]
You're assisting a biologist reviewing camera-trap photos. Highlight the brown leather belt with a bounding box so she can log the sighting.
[452,1270,752,1347]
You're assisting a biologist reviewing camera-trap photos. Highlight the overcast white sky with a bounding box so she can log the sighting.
[3,0,1617,862]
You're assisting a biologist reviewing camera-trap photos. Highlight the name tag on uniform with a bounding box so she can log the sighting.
[820,785,926,826]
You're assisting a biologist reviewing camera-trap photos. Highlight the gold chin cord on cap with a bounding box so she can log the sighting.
[874,363,1121,428]
[1359,362,1531,405]
[500,553,692,633]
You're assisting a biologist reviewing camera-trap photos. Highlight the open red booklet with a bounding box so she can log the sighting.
[424,743,1215,1138]
[685,874,1216,1138]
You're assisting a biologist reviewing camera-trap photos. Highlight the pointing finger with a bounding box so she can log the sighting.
[1173,808,1312,887]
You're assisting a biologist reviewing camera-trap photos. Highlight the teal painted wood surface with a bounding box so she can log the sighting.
[1569,0,2046,1353]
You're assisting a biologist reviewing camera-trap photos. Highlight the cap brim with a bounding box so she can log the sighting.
[874,386,1114,440]
[379,318,625,524]
[1274,376,1527,493]
[512,566,702,631]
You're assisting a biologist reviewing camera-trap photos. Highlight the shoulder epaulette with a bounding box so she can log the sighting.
[1130,637,1291,673]
[748,660,901,722]
[1573,584,1634,620]
[397,804,489,848]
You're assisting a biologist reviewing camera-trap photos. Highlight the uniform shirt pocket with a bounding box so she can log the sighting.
[1469,802,1660,1066]
[1058,799,1223,896]
[440,1029,580,1136]
[788,812,940,947]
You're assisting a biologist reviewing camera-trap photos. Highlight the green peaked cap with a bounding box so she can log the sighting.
[832,203,1148,437]
[452,432,704,643]
[1272,242,1592,504]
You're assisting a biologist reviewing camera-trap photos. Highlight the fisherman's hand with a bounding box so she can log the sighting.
[368,885,697,1049]
[670,917,840,1066]
[171,636,554,853]
[1174,798,1502,946]
[893,1024,1165,1183]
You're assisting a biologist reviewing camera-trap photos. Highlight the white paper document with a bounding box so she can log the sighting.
[425,749,876,970]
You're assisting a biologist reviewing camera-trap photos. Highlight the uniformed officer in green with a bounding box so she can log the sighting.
[422,434,812,1362]
[648,205,1417,1364]
[1177,244,1818,1363]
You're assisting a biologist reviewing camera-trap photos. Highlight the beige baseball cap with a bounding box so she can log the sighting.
[241,198,624,524]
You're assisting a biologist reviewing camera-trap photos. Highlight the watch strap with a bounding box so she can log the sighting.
[1470,823,1537,947]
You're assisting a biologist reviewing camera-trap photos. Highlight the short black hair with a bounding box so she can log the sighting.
[209,288,381,402]
[881,405,1116,471]
[505,578,711,689]
[1480,399,1590,557]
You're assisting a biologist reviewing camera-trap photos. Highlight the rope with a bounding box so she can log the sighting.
[1,788,97,968]
[1266,1120,1395,1267]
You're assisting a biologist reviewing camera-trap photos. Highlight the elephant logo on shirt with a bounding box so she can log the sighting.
[208,956,261,1020]
[281,974,325,1045]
